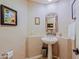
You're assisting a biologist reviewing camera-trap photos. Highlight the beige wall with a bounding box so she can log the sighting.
[26,37,43,58]
[58,38,68,59]
[0,0,28,59]
[58,38,73,59]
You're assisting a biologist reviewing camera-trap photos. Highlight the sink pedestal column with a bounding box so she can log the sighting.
[48,44,53,59]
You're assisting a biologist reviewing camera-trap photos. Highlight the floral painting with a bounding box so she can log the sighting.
[1,5,17,26]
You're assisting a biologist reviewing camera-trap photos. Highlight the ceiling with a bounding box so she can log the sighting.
[29,0,60,4]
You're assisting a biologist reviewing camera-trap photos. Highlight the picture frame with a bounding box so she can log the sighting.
[0,5,17,26]
[35,17,40,25]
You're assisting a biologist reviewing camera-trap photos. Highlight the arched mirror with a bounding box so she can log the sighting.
[45,13,58,35]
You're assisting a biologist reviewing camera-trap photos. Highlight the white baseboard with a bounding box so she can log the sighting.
[26,54,42,59]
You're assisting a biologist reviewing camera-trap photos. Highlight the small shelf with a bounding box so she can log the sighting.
[47,28,56,30]
[47,23,53,28]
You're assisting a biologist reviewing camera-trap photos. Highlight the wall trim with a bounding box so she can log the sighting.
[27,34,48,38]
[26,54,42,59]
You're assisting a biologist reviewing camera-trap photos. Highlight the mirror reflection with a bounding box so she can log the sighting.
[45,13,58,35]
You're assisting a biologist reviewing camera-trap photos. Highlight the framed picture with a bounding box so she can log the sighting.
[35,17,40,25]
[0,5,17,26]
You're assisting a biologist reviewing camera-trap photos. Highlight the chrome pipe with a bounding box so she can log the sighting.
[71,0,76,20]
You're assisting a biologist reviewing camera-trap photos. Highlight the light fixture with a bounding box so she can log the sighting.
[48,0,52,2]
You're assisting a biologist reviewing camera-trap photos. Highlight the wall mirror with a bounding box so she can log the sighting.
[45,13,58,35]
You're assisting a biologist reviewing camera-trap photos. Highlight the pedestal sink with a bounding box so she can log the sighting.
[41,35,58,59]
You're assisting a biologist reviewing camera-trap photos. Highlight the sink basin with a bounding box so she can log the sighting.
[41,36,58,44]
[41,35,58,59]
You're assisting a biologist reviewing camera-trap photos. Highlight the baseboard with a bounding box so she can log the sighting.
[26,54,42,59]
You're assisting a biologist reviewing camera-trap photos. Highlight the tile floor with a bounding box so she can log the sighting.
[39,56,60,59]
[42,57,47,59]
[38,57,47,59]
[38,57,58,59]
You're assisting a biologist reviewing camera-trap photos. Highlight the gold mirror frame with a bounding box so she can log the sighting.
[45,13,58,35]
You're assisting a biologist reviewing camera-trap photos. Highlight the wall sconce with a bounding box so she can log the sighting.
[35,17,40,25]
